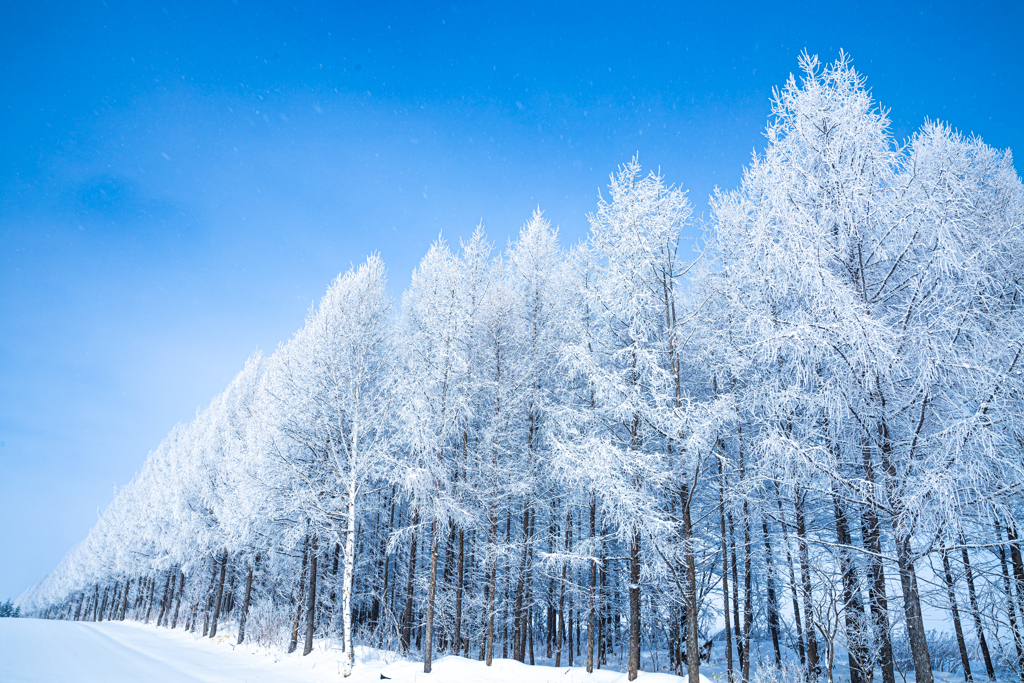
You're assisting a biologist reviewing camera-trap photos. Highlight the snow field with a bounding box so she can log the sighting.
[0,617,714,683]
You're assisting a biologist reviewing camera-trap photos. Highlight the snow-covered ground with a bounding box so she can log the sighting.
[0,618,707,683]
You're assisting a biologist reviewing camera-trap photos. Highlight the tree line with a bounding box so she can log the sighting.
[18,53,1024,683]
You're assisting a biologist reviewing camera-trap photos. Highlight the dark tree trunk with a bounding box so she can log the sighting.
[401,510,419,653]
[995,518,1024,671]
[893,534,932,683]
[555,507,570,667]
[172,571,185,629]
[97,586,108,623]
[513,505,529,662]
[209,549,229,638]
[761,516,782,668]
[526,507,536,665]
[331,541,342,626]
[627,529,641,681]
[1007,519,1024,674]
[164,569,178,627]
[877,419,932,683]
[454,526,465,655]
[720,457,734,683]
[940,545,972,682]
[737,425,752,683]
[960,539,995,681]
[503,505,513,660]
[288,535,310,654]
[485,506,498,665]
[742,507,752,683]
[683,484,700,683]
[728,512,743,673]
[119,578,131,621]
[145,576,156,624]
[795,491,819,681]
[834,495,867,683]
[303,536,319,656]
[528,604,535,665]
[105,582,118,622]
[861,502,895,683]
[237,554,259,644]
[202,557,218,636]
[587,495,596,673]
[157,570,172,627]
[423,521,440,673]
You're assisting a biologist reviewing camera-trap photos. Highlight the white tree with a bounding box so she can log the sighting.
[261,254,394,673]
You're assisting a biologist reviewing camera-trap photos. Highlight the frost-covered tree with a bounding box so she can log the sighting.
[260,255,394,670]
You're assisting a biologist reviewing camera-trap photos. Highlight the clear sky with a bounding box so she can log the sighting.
[1,0,1021,601]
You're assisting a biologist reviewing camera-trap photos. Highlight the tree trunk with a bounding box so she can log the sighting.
[893,534,932,683]
[157,570,171,627]
[1006,519,1024,674]
[762,516,782,668]
[861,500,895,683]
[513,504,529,662]
[503,505,513,660]
[795,491,820,681]
[303,536,318,656]
[877,420,932,683]
[742,506,753,683]
[202,557,218,636]
[586,495,596,673]
[342,491,357,675]
[555,507,570,667]
[729,512,743,673]
[288,535,310,654]
[528,604,535,665]
[778,491,806,668]
[738,425,752,683]
[172,571,185,629]
[995,518,1024,671]
[465,529,478,659]
[331,540,342,626]
[720,456,734,683]
[209,549,229,639]
[97,586,108,623]
[960,539,996,681]
[104,582,117,622]
[454,526,465,656]
[401,510,419,653]
[145,576,156,624]
[683,485,700,683]
[627,529,641,681]
[165,569,178,627]
[485,504,498,666]
[423,520,440,674]
[119,578,131,621]
[940,545,972,682]
[526,507,536,665]
[834,495,867,683]
[237,555,258,644]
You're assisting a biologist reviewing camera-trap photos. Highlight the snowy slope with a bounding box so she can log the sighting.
[0,618,712,683]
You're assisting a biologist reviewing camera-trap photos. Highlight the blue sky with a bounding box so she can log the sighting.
[1,1,1021,600]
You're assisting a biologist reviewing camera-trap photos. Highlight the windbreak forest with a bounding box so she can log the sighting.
[18,54,1024,683]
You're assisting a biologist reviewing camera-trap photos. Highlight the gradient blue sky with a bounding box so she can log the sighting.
[1,1,1021,600]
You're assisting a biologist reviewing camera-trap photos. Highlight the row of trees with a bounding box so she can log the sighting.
[0,600,22,618]
[19,53,1024,682]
